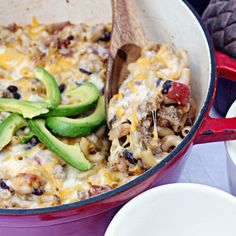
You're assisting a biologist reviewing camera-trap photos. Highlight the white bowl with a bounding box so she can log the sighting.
[105,183,236,236]
[226,101,236,195]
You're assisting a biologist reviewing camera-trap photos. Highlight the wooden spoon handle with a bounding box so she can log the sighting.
[105,0,147,127]
[110,0,146,57]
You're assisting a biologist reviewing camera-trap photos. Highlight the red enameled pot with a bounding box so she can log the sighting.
[0,0,236,235]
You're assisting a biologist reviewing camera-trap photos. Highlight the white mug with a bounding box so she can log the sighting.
[226,101,236,195]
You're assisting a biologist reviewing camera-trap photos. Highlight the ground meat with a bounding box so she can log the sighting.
[185,98,196,126]
[5,23,19,32]
[138,114,162,155]
[140,114,152,130]
[138,115,153,145]
[157,105,181,128]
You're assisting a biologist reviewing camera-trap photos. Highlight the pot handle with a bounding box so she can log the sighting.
[194,51,236,144]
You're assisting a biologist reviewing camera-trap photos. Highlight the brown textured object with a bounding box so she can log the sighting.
[202,0,236,59]
[105,0,147,128]
[203,0,236,116]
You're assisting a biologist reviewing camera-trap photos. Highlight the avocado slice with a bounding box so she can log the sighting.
[0,113,27,151]
[44,82,99,117]
[46,96,106,137]
[20,130,34,144]
[35,67,61,109]
[0,99,49,118]
[29,119,92,171]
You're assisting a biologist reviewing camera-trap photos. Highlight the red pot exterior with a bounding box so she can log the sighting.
[195,52,236,144]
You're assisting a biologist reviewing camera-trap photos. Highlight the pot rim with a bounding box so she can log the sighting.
[0,0,216,215]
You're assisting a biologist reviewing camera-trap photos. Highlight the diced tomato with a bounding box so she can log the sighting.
[167,82,190,106]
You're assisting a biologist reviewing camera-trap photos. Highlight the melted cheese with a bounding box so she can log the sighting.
[0,47,27,70]
[0,20,121,209]
[108,42,191,166]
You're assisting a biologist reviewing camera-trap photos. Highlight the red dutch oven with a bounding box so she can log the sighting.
[0,0,236,235]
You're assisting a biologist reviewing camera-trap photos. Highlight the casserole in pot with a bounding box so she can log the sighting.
[0,20,195,208]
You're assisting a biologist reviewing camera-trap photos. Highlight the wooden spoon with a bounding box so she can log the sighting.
[105,0,148,128]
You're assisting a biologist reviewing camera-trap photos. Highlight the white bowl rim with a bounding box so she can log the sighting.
[105,183,236,236]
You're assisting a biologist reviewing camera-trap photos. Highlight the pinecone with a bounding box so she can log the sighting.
[202,0,236,59]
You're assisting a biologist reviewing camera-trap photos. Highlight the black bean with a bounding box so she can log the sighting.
[123,150,138,165]
[29,137,39,146]
[162,80,172,94]
[13,92,21,99]
[7,85,18,93]
[0,180,9,190]
[59,83,66,93]
[67,35,74,41]
[79,68,92,75]
[99,31,111,42]
[32,188,43,196]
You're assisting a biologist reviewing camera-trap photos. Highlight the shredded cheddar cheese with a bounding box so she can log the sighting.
[0,20,125,209]
[0,18,195,209]
[108,42,194,176]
